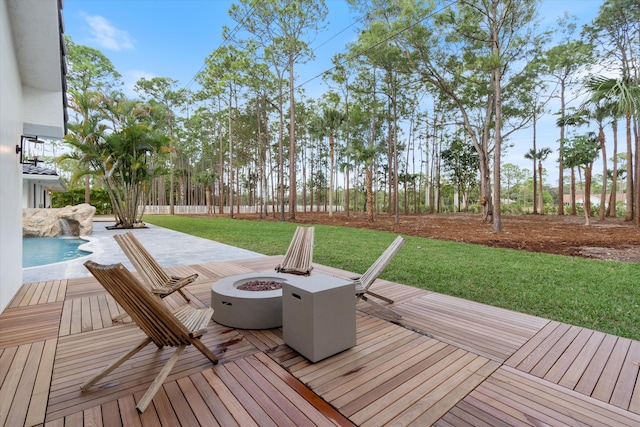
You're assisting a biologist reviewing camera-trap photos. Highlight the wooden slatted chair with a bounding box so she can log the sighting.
[275,226,315,276]
[82,260,218,413]
[354,235,406,320]
[114,231,196,313]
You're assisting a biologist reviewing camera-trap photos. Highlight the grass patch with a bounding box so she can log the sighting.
[146,215,640,341]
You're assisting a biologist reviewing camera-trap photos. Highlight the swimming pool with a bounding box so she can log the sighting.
[23,237,92,268]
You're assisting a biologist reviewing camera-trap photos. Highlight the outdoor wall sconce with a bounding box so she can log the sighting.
[16,135,45,165]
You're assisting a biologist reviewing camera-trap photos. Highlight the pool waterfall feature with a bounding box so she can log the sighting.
[22,204,97,268]
[23,204,96,237]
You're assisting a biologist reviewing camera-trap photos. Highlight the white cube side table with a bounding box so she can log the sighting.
[282,275,356,362]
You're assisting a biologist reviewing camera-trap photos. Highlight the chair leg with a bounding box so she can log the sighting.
[360,296,402,320]
[366,290,394,304]
[190,338,219,364]
[136,345,186,413]
[81,337,152,391]
[177,288,191,303]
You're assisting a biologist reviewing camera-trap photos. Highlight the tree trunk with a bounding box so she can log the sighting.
[598,125,607,220]
[584,165,592,226]
[491,4,502,233]
[607,120,618,217]
[366,167,373,222]
[538,161,544,215]
[288,55,297,221]
[558,82,566,216]
[329,133,334,217]
[625,115,633,221]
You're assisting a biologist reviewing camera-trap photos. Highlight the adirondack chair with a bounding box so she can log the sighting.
[275,226,315,276]
[82,260,218,413]
[114,231,196,307]
[354,235,406,319]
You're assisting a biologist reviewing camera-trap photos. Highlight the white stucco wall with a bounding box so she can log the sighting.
[0,0,25,311]
[0,0,65,312]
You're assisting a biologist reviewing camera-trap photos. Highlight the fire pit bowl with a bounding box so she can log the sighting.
[211,272,292,329]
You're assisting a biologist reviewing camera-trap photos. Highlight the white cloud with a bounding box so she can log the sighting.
[82,13,135,51]
[124,70,157,97]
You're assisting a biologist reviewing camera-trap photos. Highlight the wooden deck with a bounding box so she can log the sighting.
[1,256,638,426]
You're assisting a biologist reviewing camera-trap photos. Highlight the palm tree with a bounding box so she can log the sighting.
[584,77,639,224]
[525,147,552,214]
[561,133,600,226]
[64,93,168,228]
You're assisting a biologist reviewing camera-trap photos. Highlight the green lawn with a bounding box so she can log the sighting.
[145,215,640,341]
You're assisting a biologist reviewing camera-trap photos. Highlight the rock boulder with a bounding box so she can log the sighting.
[23,204,96,237]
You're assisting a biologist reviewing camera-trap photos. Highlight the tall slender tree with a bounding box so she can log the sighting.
[230,0,328,221]
[540,15,593,216]
[134,77,186,215]
[583,0,640,225]
[367,0,544,231]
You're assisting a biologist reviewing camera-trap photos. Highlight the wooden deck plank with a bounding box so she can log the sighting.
[214,362,278,426]
[232,357,312,426]
[306,328,418,389]
[543,327,595,383]
[610,339,640,411]
[19,282,40,307]
[102,399,124,427]
[82,405,103,427]
[0,302,63,348]
[2,257,639,426]
[529,325,582,378]
[399,357,499,426]
[3,341,45,427]
[24,339,58,427]
[198,261,255,278]
[45,321,255,421]
[0,346,18,386]
[343,347,467,420]
[442,392,524,426]
[7,283,32,308]
[230,256,281,273]
[587,337,633,406]
[557,329,607,389]
[351,350,477,425]
[190,372,237,426]
[477,366,640,426]
[200,368,259,426]
[65,276,105,299]
[148,386,180,425]
[316,333,438,399]
[251,352,353,427]
[162,381,201,426]
[394,292,548,362]
[175,376,221,426]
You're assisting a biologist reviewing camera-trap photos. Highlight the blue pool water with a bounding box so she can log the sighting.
[23,237,92,268]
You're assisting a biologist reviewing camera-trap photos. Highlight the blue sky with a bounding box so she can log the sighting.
[62,0,606,179]
[63,0,358,97]
[63,0,603,98]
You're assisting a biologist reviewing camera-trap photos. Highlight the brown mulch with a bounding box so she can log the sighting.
[231,211,640,263]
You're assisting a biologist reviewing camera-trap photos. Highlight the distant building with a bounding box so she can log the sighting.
[22,163,68,208]
[562,193,628,207]
[1,0,67,311]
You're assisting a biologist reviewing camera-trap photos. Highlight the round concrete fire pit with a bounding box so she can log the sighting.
[211,272,292,329]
